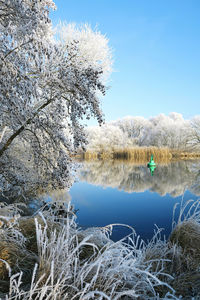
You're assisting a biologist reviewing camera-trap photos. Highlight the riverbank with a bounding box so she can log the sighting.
[75,147,200,163]
[0,200,200,299]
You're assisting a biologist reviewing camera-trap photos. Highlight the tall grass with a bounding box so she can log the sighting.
[0,203,177,299]
[171,150,200,160]
[80,147,200,163]
[112,147,171,163]
[1,199,200,299]
[82,147,172,163]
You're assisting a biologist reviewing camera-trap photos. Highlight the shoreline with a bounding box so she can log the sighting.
[74,147,200,163]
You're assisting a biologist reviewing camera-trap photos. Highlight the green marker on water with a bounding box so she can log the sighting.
[147,154,156,175]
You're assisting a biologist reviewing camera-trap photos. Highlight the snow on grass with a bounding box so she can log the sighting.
[2,200,200,299]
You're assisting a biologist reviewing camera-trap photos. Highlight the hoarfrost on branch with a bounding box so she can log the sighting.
[0,0,112,197]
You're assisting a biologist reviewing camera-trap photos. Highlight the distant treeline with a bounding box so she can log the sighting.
[84,113,200,152]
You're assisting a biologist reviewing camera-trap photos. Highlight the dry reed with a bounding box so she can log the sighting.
[80,147,200,163]
[81,147,171,163]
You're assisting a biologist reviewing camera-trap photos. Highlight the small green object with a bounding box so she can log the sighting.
[148,154,156,167]
[148,164,156,176]
[147,154,156,175]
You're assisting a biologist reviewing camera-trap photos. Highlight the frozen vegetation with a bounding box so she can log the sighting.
[0,0,112,198]
[1,1,200,299]
[0,200,200,299]
[85,113,200,152]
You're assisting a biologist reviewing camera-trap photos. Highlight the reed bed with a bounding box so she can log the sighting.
[83,151,113,161]
[82,147,171,163]
[112,147,172,163]
[171,150,200,160]
[80,147,200,163]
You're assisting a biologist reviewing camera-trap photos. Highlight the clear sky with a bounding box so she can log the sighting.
[51,0,200,124]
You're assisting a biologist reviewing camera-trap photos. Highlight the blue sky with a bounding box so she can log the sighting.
[51,0,200,124]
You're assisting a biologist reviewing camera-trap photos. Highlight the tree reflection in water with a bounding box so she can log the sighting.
[78,160,200,197]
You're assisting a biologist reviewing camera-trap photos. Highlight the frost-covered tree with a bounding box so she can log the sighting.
[189,116,200,149]
[112,116,151,146]
[141,113,191,149]
[0,0,112,197]
[85,113,197,151]
[86,124,130,152]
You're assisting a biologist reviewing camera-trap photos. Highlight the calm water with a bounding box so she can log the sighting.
[70,160,200,241]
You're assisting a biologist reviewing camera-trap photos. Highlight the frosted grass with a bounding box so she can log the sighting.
[2,199,200,299]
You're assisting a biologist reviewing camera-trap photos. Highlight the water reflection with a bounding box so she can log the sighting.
[77,160,200,197]
[147,164,156,176]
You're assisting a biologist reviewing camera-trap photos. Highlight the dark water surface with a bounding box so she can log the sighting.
[70,160,200,241]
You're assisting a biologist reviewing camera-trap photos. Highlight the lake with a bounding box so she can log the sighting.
[69,159,200,242]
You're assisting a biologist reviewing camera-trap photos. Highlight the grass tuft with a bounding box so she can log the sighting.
[1,199,200,298]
